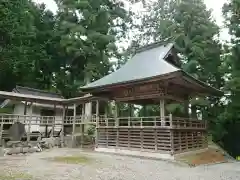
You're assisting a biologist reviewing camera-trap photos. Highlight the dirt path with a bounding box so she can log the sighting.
[0,148,240,180]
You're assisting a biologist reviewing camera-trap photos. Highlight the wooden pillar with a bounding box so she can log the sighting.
[143,105,147,116]
[95,100,99,148]
[160,99,165,126]
[114,102,118,125]
[51,104,56,137]
[129,104,133,126]
[81,103,85,122]
[72,103,77,135]
[128,104,132,148]
[170,130,174,154]
[96,100,99,119]
[27,102,33,142]
[23,101,27,124]
[81,103,85,148]
[184,96,189,117]
[169,113,173,127]
[115,101,119,148]
[61,105,65,147]
[66,106,69,116]
[104,101,108,118]
[84,98,92,123]
[72,103,77,147]
[129,104,133,117]
[154,128,157,151]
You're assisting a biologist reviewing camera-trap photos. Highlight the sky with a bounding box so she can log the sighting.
[34,0,229,40]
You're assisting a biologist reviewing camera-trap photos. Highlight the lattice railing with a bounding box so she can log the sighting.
[97,115,206,129]
[0,114,96,125]
[0,113,206,129]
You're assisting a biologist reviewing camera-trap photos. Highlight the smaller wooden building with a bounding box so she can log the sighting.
[0,89,99,147]
[81,42,222,159]
[0,86,72,133]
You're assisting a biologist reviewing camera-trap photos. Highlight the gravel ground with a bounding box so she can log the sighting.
[0,148,240,180]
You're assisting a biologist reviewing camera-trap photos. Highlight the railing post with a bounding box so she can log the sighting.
[160,99,165,126]
[0,116,3,146]
[51,116,55,138]
[169,113,173,127]
[72,104,77,135]
[51,104,56,138]
[95,100,99,148]
[115,118,119,127]
[27,102,33,143]
[72,103,77,148]
[61,105,65,147]
[116,118,119,148]
[95,115,99,148]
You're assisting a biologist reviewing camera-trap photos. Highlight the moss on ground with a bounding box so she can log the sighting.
[0,172,33,180]
[50,155,92,164]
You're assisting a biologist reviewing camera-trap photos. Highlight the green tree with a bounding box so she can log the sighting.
[53,0,128,97]
[220,0,240,157]
[0,0,36,90]
[0,1,61,93]
[135,0,224,119]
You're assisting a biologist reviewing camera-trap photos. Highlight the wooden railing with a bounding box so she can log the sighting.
[97,115,206,129]
[171,117,207,129]
[0,114,96,125]
[0,113,207,153]
[96,115,207,154]
[0,114,206,129]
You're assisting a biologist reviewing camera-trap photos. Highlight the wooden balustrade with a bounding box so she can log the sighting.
[0,114,206,129]
[0,114,96,125]
[96,115,207,154]
[97,115,206,129]
[171,117,206,129]
[0,113,207,153]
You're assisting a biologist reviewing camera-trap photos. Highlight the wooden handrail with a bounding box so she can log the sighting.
[0,114,206,129]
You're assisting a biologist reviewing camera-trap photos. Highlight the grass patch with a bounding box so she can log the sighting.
[0,172,33,180]
[51,155,92,164]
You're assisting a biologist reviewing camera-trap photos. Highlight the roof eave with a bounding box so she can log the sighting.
[181,71,223,96]
[82,71,223,97]
[80,71,182,93]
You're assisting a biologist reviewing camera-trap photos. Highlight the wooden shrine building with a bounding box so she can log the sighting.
[81,42,222,159]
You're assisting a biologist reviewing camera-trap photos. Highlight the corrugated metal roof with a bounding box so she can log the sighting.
[0,90,64,104]
[0,90,103,106]
[81,43,180,90]
[13,86,63,99]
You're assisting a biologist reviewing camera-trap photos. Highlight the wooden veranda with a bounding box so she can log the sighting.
[96,115,207,154]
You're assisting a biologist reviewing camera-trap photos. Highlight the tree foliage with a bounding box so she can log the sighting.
[134,0,225,120]
[0,0,129,98]
[218,0,240,157]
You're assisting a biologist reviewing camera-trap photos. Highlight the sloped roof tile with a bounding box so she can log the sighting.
[82,43,179,89]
